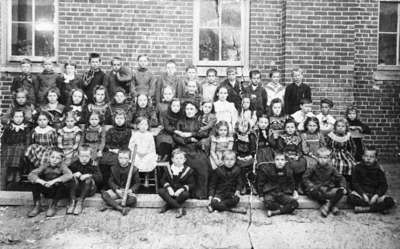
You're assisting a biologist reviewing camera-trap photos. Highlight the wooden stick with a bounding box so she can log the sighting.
[122,144,137,207]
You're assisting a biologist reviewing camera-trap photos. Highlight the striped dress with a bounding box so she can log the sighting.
[301,132,326,168]
[325,132,356,176]
[58,126,82,166]
[25,126,58,168]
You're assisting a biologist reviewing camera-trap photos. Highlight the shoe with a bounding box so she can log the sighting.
[66,200,76,215]
[121,207,130,216]
[354,206,371,213]
[159,205,170,214]
[73,200,83,215]
[331,206,340,216]
[320,203,330,217]
[229,207,247,214]
[207,204,214,213]
[176,208,185,218]
[46,205,57,217]
[252,186,258,196]
[240,186,247,195]
[28,204,41,218]
[267,210,280,217]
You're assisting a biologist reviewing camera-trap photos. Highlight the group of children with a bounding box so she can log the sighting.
[0,53,395,219]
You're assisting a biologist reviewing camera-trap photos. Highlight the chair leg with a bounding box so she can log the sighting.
[155,168,159,194]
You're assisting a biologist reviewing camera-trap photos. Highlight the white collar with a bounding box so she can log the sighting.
[171,164,184,176]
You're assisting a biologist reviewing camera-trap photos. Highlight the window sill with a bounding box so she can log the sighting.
[0,63,61,74]
[196,65,249,77]
[373,68,400,81]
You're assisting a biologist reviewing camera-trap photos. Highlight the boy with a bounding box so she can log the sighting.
[68,146,103,215]
[180,65,203,99]
[101,149,140,216]
[37,58,59,105]
[284,68,311,115]
[82,53,106,103]
[202,68,219,102]
[242,70,268,116]
[159,149,195,218]
[348,147,395,214]
[156,60,184,105]
[291,98,315,131]
[131,54,157,101]
[264,68,285,107]
[218,67,242,111]
[11,58,38,106]
[208,150,247,214]
[181,80,201,107]
[303,147,347,217]
[257,153,299,217]
[316,98,336,135]
[27,149,73,217]
[105,57,133,101]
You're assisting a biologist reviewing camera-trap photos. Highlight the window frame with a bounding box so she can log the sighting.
[5,0,59,63]
[192,0,249,68]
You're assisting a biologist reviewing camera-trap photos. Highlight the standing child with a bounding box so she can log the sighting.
[156,60,184,105]
[239,95,257,129]
[284,68,311,115]
[159,149,195,218]
[348,147,395,214]
[1,110,30,189]
[105,57,133,99]
[181,80,201,107]
[131,55,157,102]
[105,87,133,127]
[82,53,106,103]
[264,69,285,107]
[25,112,58,168]
[131,94,158,129]
[213,86,238,133]
[268,98,287,137]
[56,61,84,105]
[202,68,219,102]
[129,117,158,186]
[303,147,347,217]
[346,105,371,162]
[218,67,242,111]
[101,149,140,216]
[27,149,73,217]
[242,70,268,117]
[37,59,59,105]
[257,153,299,217]
[64,88,88,130]
[39,87,65,130]
[325,119,356,187]
[11,58,38,106]
[316,98,336,135]
[301,116,326,168]
[1,88,37,128]
[181,65,202,99]
[57,112,82,166]
[198,100,217,154]
[291,98,315,132]
[80,111,106,165]
[209,121,234,170]
[68,146,103,215]
[87,85,110,124]
[208,150,246,214]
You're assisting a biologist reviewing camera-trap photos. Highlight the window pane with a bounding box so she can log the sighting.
[379,2,397,32]
[12,0,32,22]
[378,34,397,65]
[222,28,241,61]
[221,0,241,28]
[200,0,218,28]
[11,23,33,56]
[35,0,54,22]
[199,28,219,61]
[35,30,55,56]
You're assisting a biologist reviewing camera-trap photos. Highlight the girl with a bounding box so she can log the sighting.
[25,111,58,168]
[346,106,371,162]
[1,110,30,188]
[80,111,106,165]
[233,120,256,195]
[105,87,133,127]
[37,59,59,105]
[213,86,238,133]
[129,117,158,186]
[56,61,84,105]
[131,93,158,129]
[198,100,217,154]
[209,121,234,170]
[255,115,275,165]
[239,95,257,129]
[156,98,182,161]
[64,88,88,130]
[157,86,175,124]
[1,88,37,128]
[268,98,287,137]
[326,119,356,186]
[39,87,65,130]
[301,116,326,168]
[57,112,82,166]
[87,85,110,123]
[173,101,211,199]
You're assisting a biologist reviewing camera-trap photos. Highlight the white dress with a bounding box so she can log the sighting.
[129,131,157,172]
[213,100,238,133]
[316,113,336,135]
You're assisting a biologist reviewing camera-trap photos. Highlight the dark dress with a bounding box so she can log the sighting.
[347,118,371,162]
[284,82,311,115]
[82,69,106,103]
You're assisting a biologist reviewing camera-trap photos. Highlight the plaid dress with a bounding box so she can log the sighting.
[25,126,57,168]
[325,132,356,176]
[58,126,82,166]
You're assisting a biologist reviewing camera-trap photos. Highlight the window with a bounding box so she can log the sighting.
[378,1,400,66]
[7,0,57,61]
[193,0,249,67]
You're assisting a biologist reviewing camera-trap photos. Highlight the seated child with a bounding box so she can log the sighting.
[68,146,103,215]
[316,98,336,135]
[239,95,257,129]
[291,98,315,132]
[39,87,65,130]
[27,149,73,217]
[208,150,246,214]
[268,98,287,137]
[284,145,307,197]
[159,149,195,218]
[257,153,299,217]
[57,112,82,166]
[303,147,347,217]
[1,88,37,128]
[105,87,133,127]
[209,121,234,170]
[131,93,159,129]
[301,116,326,168]
[64,88,88,130]
[101,149,140,216]
[198,100,217,154]
[87,85,110,124]
[346,105,371,162]
[80,111,106,165]
[348,147,395,214]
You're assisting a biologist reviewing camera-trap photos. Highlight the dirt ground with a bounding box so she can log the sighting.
[0,163,399,249]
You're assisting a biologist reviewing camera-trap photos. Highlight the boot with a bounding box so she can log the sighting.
[240,185,247,195]
[73,200,84,215]
[267,209,281,217]
[66,200,76,215]
[228,207,247,214]
[159,204,170,214]
[46,200,57,217]
[121,207,130,216]
[176,207,186,218]
[320,201,330,217]
[251,185,258,196]
[207,204,214,213]
[331,206,340,216]
[354,206,371,213]
[28,202,41,218]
